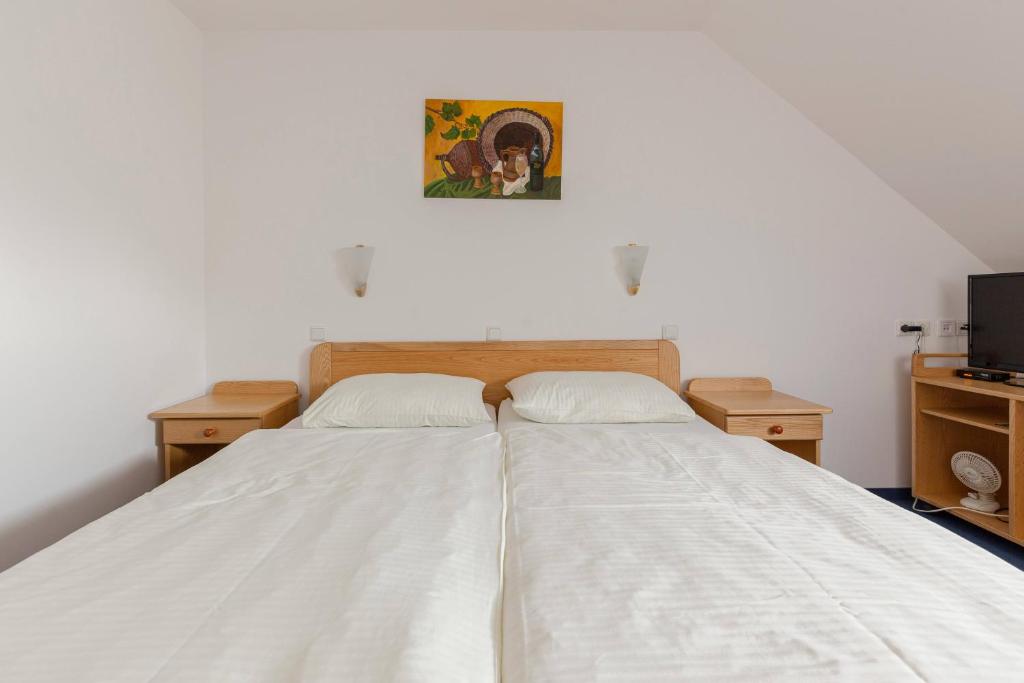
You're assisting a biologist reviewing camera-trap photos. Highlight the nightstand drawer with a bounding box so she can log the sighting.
[726,414,822,440]
[163,418,260,444]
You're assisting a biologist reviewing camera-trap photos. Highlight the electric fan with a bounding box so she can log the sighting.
[950,451,1002,513]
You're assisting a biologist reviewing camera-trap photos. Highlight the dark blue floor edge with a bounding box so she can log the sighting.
[868,487,1024,570]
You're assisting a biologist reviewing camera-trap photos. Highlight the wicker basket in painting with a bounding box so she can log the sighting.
[477,108,555,171]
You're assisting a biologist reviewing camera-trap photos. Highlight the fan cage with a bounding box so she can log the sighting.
[950,450,1002,493]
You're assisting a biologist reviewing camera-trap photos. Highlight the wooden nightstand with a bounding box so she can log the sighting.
[684,377,832,465]
[149,381,300,481]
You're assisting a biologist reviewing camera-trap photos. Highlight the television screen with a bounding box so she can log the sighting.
[969,273,1024,373]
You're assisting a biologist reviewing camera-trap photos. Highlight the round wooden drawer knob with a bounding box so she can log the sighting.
[203,427,218,437]
[770,425,784,435]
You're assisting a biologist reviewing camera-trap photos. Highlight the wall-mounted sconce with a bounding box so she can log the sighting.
[614,243,649,296]
[335,244,375,298]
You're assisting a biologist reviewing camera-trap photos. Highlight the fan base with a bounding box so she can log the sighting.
[960,495,1000,513]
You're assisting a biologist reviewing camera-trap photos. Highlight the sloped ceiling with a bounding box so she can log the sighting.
[168,0,715,30]
[702,0,1024,271]
[170,0,1021,270]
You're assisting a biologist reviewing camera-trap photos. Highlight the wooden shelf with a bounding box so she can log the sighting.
[914,375,1024,401]
[915,491,1013,541]
[919,406,1010,434]
[912,356,1024,546]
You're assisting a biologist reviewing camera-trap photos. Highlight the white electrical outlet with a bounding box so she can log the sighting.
[895,320,930,337]
[309,326,326,342]
[661,324,679,341]
[938,319,957,337]
[957,320,969,337]
[486,327,502,341]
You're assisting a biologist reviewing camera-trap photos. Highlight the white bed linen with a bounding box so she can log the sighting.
[498,397,718,435]
[301,373,493,428]
[0,423,503,682]
[284,403,497,430]
[498,404,1024,681]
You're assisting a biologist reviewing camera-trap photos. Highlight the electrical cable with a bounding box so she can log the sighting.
[912,497,1009,521]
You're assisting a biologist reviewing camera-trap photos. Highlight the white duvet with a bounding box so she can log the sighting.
[500,419,1024,681]
[0,426,504,682]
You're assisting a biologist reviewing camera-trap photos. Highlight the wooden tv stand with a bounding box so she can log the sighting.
[911,353,1024,545]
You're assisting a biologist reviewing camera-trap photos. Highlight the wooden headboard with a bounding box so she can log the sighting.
[308,340,681,407]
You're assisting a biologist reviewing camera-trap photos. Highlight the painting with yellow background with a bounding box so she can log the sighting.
[424,99,562,200]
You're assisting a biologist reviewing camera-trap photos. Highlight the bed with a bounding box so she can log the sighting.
[6,338,1024,681]
[0,343,515,682]
[498,397,1024,680]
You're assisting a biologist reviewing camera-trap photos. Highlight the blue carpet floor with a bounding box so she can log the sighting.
[868,488,1024,570]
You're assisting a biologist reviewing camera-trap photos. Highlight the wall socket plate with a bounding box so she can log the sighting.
[309,326,326,342]
[895,320,930,337]
[661,324,679,341]
[938,319,957,337]
[957,320,969,337]
[486,327,502,341]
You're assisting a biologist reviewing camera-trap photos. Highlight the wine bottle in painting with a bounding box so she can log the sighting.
[529,132,544,191]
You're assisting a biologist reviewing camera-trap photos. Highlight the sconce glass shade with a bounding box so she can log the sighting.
[615,244,649,296]
[337,245,375,297]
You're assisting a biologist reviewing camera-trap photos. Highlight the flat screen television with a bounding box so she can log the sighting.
[969,272,1024,373]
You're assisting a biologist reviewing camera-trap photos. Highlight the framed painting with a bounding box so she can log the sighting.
[424,99,562,200]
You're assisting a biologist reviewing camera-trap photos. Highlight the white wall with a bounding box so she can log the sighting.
[0,1,206,570]
[203,30,990,489]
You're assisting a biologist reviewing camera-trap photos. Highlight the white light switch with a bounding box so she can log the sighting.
[662,324,679,341]
[309,326,326,342]
[486,327,502,341]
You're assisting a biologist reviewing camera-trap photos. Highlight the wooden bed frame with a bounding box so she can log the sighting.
[309,340,681,407]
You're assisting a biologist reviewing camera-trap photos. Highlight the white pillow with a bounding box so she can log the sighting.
[507,371,695,424]
[302,373,492,428]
